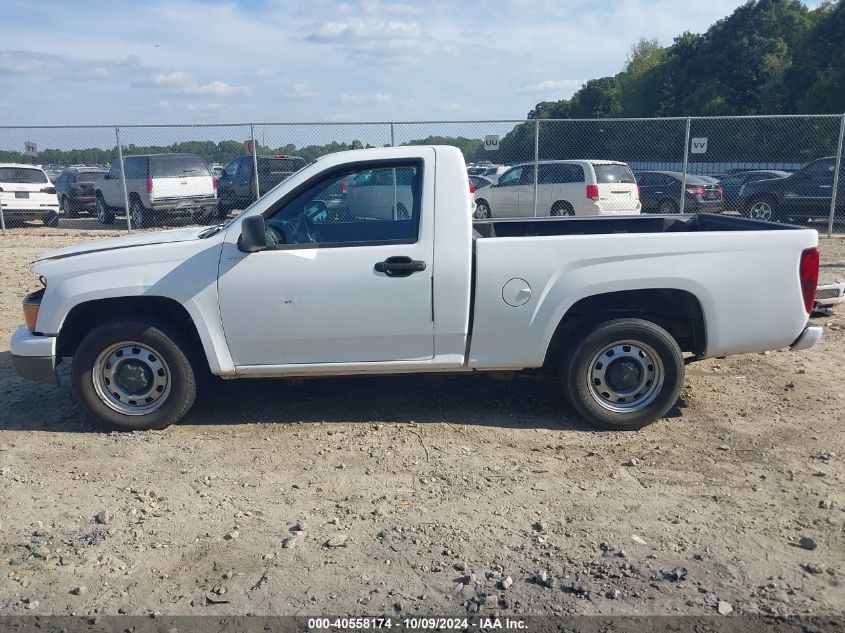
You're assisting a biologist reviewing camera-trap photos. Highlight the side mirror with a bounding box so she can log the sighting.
[240,214,267,252]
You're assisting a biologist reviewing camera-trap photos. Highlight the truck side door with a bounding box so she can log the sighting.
[100,162,122,207]
[217,154,435,366]
[235,158,255,205]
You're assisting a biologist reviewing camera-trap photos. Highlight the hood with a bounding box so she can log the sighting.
[35,226,208,262]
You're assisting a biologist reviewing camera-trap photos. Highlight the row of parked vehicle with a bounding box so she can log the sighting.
[0,153,307,227]
[1,153,841,227]
[468,157,843,222]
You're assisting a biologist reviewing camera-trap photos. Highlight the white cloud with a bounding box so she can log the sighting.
[150,71,249,96]
[340,92,392,105]
[289,83,321,98]
[437,102,463,112]
[518,79,584,99]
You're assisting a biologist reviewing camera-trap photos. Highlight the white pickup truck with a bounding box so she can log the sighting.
[10,146,823,432]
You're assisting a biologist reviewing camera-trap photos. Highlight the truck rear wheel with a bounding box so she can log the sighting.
[71,319,196,431]
[561,318,684,430]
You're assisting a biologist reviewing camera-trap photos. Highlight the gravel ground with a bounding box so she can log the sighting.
[0,223,843,618]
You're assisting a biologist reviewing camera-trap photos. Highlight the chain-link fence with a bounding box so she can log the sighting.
[0,115,842,236]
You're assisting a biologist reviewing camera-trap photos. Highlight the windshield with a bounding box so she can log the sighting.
[0,167,48,183]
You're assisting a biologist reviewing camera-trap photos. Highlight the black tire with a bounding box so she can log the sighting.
[129,197,148,229]
[657,199,679,214]
[561,318,684,431]
[551,201,575,216]
[475,199,491,219]
[71,320,197,431]
[95,194,114,225]
[61,195,79,219]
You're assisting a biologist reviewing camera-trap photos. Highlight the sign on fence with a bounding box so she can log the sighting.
[690,137,708,154]
[244,140,255,155]
[484,135,499,151]
[24,141,37,157]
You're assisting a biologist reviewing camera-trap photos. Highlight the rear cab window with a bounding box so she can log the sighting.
[594,164,636,184]
[151,155,211,178]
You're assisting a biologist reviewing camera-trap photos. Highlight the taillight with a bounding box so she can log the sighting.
[341,180,347,194]
[717,186,723,197]
[40,186,56,194]
[685,185,705,196]
[799,247,819,314]
[212,176,218,190]
[635,185,640,199]
[469,182,476,194]
[586,184,600,200]
[146,178,153,194]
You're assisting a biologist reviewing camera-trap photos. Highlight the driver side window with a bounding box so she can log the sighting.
[265,163,422,248]
[498,167,523,187]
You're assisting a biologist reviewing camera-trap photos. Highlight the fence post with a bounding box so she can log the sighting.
[533,118,540,217]
[390,122,395,147]
[250,123,260,201]
[828,113,845,238]
[115,126,132,234]
[0,190,6,236]
[679,116,691,214]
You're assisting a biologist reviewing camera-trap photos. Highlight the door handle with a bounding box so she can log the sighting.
[374,256,426,277]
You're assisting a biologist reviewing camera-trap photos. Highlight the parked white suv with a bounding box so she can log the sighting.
[94,153,217,227]
[0,164,61,227]
[474,160,641,218]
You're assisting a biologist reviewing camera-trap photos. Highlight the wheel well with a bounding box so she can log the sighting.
[57,296,207,370]
[544,288,705,366]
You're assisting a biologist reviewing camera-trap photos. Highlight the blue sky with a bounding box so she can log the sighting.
[0,0,825,125]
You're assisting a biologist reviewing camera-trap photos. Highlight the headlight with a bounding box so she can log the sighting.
[23,288,45,332]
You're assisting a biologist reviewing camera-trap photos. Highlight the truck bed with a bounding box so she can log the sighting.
[468,212,817,370]
[472,213,799,239]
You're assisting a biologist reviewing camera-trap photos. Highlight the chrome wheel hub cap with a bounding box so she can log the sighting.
[750,202,772,220]
[587,341,664,413]
[93,342,170,415]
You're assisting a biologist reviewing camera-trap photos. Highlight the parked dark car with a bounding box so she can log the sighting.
[218,154,306,213]
[738,157,843,222]
[635,171,724,214]
[53,168,107,217]
[717,170,790,212]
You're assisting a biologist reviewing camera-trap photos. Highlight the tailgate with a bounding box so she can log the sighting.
[151,175,215,200]
[594,164,639,212]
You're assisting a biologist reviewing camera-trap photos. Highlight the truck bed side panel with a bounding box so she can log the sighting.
[469,229,817,369]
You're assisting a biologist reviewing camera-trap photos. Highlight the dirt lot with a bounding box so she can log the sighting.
[0,224,843,618]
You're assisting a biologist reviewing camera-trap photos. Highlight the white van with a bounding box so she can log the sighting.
[0,164,61,226]
[473,160,641,218]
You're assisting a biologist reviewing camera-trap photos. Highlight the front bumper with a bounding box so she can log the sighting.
[9,325,58,384]
[790,325,823,351]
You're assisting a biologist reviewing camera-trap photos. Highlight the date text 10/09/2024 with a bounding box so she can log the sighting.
[307,618,528,630]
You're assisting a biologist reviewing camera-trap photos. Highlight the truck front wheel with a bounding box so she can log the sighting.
[562,318,684,430]
[71,320,197,431]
